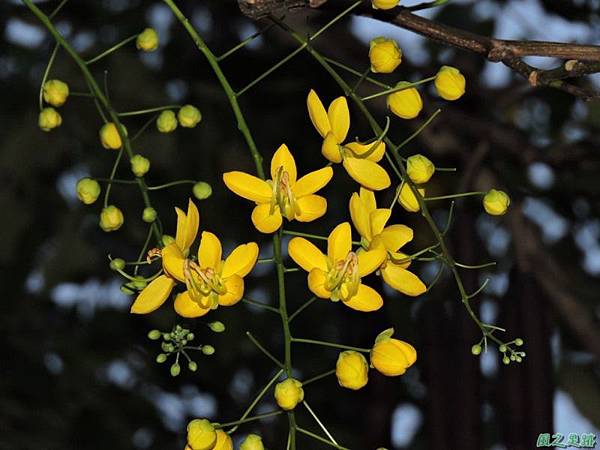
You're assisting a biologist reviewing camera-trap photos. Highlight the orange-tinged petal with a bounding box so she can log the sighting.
[370,208,391,237]
[328,222,352,263]
[328,97,350,143]
[130,275,175,314]
[379,224,413,252]
[295,195,327,222]
[342,283,383,312]
[271,143,297,184]
[223,171,273,203]
[175,199,199,251]
[174,291,211,318]
[307,89,331,139]
[219,275,244,306]
[357,246,387,277]
[381,263,426,296]
[322,132,343,163]
[349,192,372,242]
[345,141,386,162]
[293,167,333,198]
[288,237,328,272]
[221,242,259,278]
[308,268,331,299]
[198,231,222,270]
[251,203,283,233]
[162,243,186,282]
[342,157,391,191]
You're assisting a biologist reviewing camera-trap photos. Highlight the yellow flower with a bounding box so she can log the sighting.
[130,154,150,177]
[370,329,417,376]
[397,182,425,213]
[288,222,386,311]
[43,79,69,107]
[38,107,62,131]
[130,199,259,316]
[213,430,233,450]
[372,0,399,10]
[76,178,101,205]
[406,154,435,184]
[136,27,159,52]
[186,419,216,450]
[99,205,124,232]
[336,350,369,390]
[307,89,390,191]
[369,37,402,73]
[157,110,178,133]
[223,144,333,233]
[434,65,466,101]
[274,378,304,411]
[483,189,510,216]
[240,434,264,450]
[387,82,423,120]
[349,188,426,296]
[99,122,124,149]
[178,105,202,128]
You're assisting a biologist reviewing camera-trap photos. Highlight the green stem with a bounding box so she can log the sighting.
[303,401,339,446]
[103,149,124,208]
[118,104,180,117]
[217,410,283,429]
[291,337,370,353]
[242,298,280,314]
[361,76,436,101]
[85,34,138,65]
[425,191,486,201]
[147,179,196,191]
[39,42,59,110]
[323,56,390,89]
[246,332,285,370]
[302,369,336,386]
[217,21,277,61]
[296,427,350,450]
[49,0,69,19]
[394,108,441,151]
[288,296,318,323]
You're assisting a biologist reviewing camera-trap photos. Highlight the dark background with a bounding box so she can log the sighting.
[2,0,600,449]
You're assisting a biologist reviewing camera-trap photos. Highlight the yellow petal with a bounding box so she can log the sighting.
[322,132,343,163]
[349,192,372,242]
[271,143,297,184]
[162,243,186,282]
[251,203,283,233]
[328,222,352,263]
[198,231,222,270]
[288,237,328,272]
[345,141,386,162]
[359,187,377,213]
[221,242,259,278]
[130,275,175,314]
[223,171,273,203]
[357,246,387,277]
[381,263,426,296]
[389,251,411,269]
[174,291,211,318]
[295,195,327,222]
[398,182,424,213]
[175,199,199,251]
[328,97,350,143]
[379,224,413,252]
[370,208,391,237]
[293,167,333,198]
[342,283,383,312]
[307,89,331,139]
[219,275,244,306]
[342,157,391,191]
[308,268,331,299]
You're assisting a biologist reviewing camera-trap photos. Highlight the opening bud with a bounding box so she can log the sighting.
[136,28,159,52]
[187,419,216,450]
[178,105,202,128]
[76,177,101,205]
[240,434,264,450]
[43,79,69,107]
[130,154,150,177]
[156,110,178,133]
[99,205,124,232]
[369,37,402,73]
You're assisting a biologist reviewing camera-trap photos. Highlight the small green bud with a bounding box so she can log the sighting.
[170,363,181,377]
[120,285,135,295]
[178,104,202,128]
[514,338,524,346]
[109,258,125,271]
[162,235,175,247]
[142,207,157,223]
[164,333,172,341]
[510,354,516,361]
[471,344,482,355]
[188,361,198,372]
[187,332,195,341]
[499,344,507,353]
[208,321,225,333]
[156,353,167,363]
[148,329,162,340]
[201,345,215,355]
[515,356,522,363]
[156,110,177,133]
[192,181,212,200]
[130,154,150,177]
[76,178,101,205]
[502,356,510,365]
[520,351,526,357]
[161,342,174,352]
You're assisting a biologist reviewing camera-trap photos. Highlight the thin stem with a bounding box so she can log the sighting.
[296,427,350,450]
[303,401,339,446]
[49,0,69,19]
[39,42,60,110]
[425,191,486,201]
[134,225,154,276]
[288,296,318,323]
[118,104,180,117]
[246,332,285,370]
[103,149,124,208]
[131,113,159,143]
[455,261,497,269]
[217,410,283,429]
[323,56,390,89]
[147,179,196,191]
[350,67,371,94]
[394,108,441,151]
[242,298,280,314]
[282,229,328,241]
[291,337,370,353]
[85,34,138,65]
[302,369,336,386]
[218,21,277,61]
[361,76,436,101]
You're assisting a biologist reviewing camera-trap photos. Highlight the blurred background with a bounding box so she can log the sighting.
[2,0,600,448]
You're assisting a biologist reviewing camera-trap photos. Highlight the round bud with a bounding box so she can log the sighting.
[516,356,522,363]
[76,178,101,205]
[369,37,402,74]
[142,207,157,223]
[99,122,125,150]
[130,154,150,177]
[162,235,175,246]
[188,361,198,372]
[38,107,62,131]
[109,258,125,271]
[483,189,510,216]
[156,353,167,363]
[471,344,482,355]
[240,434,264,450]
[156,110,178,133]
[387,82,423,120]
[192,182,212,200]
[187,419,217,450]
[201,345,215,355]
[499,344,507,353]
[335,351,369,390]
[147,329,162,340]
[510,354,516,361]
[43,79,69,107]
[187,332,195,340]
[170,363,181,377]
[514,338,524,346]
[435,65,466,101]
[136,28,159,52]
[406,154,435,184]
[208,321,225,333]
[502,356,510,365]
[99,205,124,232]
[274,378,304,411]
[178,105,202,128]
[161,342,174,352]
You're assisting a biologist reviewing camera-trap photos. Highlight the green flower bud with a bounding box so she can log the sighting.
[514,338,524,346]
[156,353,167,363]
[161,342,173,352]
[39,107,62,131]
[208,321,225,333]
[76,178,101,205]
[201,345,215,355]
[43,79,69,107]
[120,285,135,295]
[109,258,125,271]
[188,361,198,372]
[162,235,175,246]
[502,356,510,365]
[510,354,516,361]
[148,329,162,340]
[132,277,147,290]
[170,363,181,377]
[156,110,177,133]
[187,332,195,340]
[136,27,159,52]
[99,205,124,232]
[178,105,202,128]
[499,344,507,353]
[130,154,150,177]
[471,344,482,355]
[142,207,157,223]
[192,181,212,200]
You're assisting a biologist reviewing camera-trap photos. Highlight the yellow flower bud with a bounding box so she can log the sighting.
[397,182,425,212]
[130,154,150,177]
[406,154,435,184]
[43,79,69,107]
[136,28,159,52]
[157,110,178,133]
[38,107,62,131]
[99,122,125,149]
[371,337,417,376]
[213,430,233,450]
[387,82,423,120]
[336,351,369,390]
[239,434,264,450]
[434,65,466,101]
[76,178,101,205]
[186,419,216,450]
[274,378,304,411]
[483,189,510,216]
[178,105,202,128]
[369,37,402,73]
[193,181,212,200]
[372,0,399,10]
[99,205,124,232]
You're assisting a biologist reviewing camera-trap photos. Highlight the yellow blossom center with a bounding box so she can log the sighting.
[271,167,297,220]
[326,252,360,301]
[183,259,225,307]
